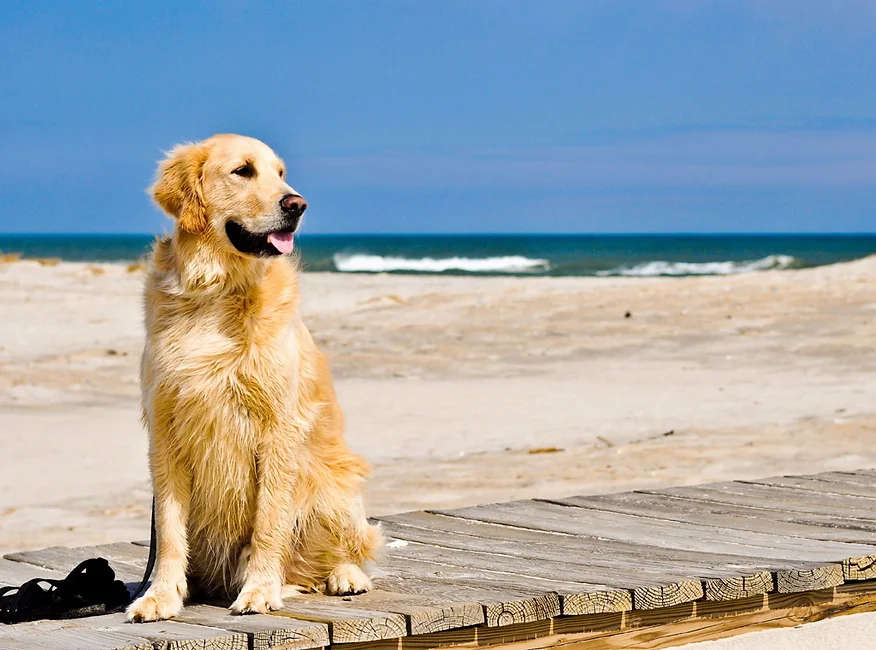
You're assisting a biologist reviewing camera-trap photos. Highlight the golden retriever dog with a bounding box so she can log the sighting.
[127,134,383,622]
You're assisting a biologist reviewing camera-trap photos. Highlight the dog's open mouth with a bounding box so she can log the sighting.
[225,221,296,256]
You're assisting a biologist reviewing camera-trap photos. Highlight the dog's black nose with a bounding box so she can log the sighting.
[280,194,308,216]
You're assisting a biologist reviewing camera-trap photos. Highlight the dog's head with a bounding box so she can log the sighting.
[152,134,306,257]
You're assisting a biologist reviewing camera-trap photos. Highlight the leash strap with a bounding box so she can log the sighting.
[111,496,157,612]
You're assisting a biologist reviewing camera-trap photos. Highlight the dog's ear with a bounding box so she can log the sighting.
[151,143,210,234]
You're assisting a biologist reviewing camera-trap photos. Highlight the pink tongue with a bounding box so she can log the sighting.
[267,232,295,254]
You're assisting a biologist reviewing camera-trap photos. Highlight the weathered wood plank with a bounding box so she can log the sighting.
[653,482,876,520]
[178,603,329,650]
[774,564,844,593]
[747,475,876,499]
[0,613,249,650]
[811,471,876,488]
[0,557,65,586]
[268,588,484,637]
[629,581,704,611]
[631,494,876,534]
[387,537,702,610]
[538,492,876,583]
[0,632,150,650]
[430,499,873,586]
[380,516,773,602]
[429,501,867,595]
[5,541,149,567]
[383,511,758,572]
[301,589,485,635]
[4,544,147,584]
[845,555,876,581]
[379,560,562,627]
[475,592,558,629]
[0,637,50,650]
[377,555,578,622]
[544,490,876,544]
[700,572,774,601]
[201,581,483,638]
[270,601,406,644]
[0,619,153,650]
[387,528,672,592]
[633,486,876,582]
[86,613,249,650]
[838,469,876,478]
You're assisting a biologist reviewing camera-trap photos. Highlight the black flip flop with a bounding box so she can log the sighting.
[0,557,130,624]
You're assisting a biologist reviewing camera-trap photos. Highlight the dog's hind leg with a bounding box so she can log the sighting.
[327,563,372,596]
[300,495,384,596]
[331,499,383,595]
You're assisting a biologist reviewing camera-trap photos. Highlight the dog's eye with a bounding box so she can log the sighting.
[232,164,256,178]
[278,169,285,179]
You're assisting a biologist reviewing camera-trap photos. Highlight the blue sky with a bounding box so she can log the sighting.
[1,1,874,234]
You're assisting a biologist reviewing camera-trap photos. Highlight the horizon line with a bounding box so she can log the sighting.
[3,231,876,238]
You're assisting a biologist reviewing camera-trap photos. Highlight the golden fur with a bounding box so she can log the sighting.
[127,134,383,622]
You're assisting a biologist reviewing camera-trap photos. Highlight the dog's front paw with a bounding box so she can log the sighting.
[126,585,185,622]
[230,580,284,615]
[327,564,372,596]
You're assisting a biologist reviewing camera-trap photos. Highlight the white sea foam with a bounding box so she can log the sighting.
[596,254,798,277]
[333,253,550,273]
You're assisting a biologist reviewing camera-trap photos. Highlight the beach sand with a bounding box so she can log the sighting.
[1,256,874,554]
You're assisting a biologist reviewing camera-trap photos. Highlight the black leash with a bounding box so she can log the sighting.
[0,498,156,623]
[111,496,157,612]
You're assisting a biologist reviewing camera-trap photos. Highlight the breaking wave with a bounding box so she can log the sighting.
[596,254,799,277]
[333,253,550,274]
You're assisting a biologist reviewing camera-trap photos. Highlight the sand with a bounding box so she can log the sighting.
[1,256,875,645]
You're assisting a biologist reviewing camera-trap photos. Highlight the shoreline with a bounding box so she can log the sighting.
[2,232,876,278]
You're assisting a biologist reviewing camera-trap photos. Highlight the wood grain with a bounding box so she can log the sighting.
[386,536,701,610]
[375,559,566,625]
[88,614,249,650]
[177,604,329,650]
[271,600,406,644]
[427,500,867,597]
[544,490,876,544]
[382,514,778,601]
[4,543,147,584]
[337,585,876,650]
[0,620,154,650]
[701,572,774,601]
[0,613,249,650]
[652,482,876,520]
[294,589,484,636]
[746,474,876,499]
[0,557,65,586]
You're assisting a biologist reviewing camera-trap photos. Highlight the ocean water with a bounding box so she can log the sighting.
[1,234,875,277]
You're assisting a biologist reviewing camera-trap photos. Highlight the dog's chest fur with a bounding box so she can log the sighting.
[145,266,300,444]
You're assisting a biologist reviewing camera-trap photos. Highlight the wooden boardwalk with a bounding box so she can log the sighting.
[2,469,876,649]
